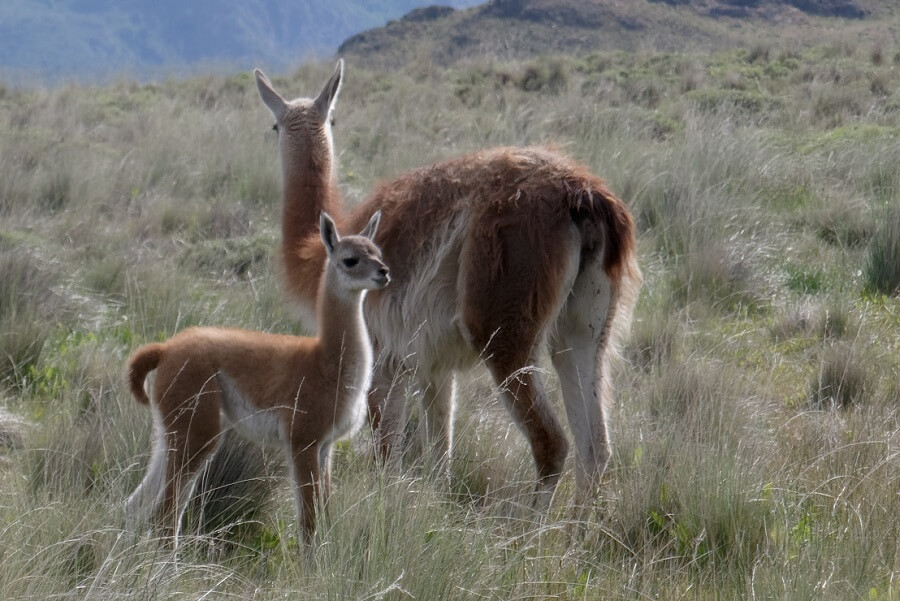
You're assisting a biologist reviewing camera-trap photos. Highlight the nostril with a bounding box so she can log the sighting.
[378,267,388,276]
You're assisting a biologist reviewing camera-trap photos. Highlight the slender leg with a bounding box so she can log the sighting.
[418,373,456,471]
[368,361,409,466]
[125,407,167,530]
[458,208,577,506]
[317,444,331,504]
[154,430,221,548]
[550,257,616,507]
[153,386,223,548]
[288,443,321,546]
[551,341,611,507]
[485,354,569,508]
[318,442,333,525]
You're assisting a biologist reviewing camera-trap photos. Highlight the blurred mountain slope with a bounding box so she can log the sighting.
[0,0,479,82]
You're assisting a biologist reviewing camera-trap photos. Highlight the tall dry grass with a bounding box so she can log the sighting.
[0,39,897,599]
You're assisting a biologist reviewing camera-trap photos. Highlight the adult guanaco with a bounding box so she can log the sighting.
[256,62,641,505]
[124,211,388,545]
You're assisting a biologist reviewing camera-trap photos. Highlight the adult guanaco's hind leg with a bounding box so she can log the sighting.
[550,254,617,507]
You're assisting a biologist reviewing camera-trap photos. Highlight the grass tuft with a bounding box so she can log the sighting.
[770,302,816,341]
[817,298,857,340]
[863,206,900,295]
[808,196,873,247]
[0,407,31,453]
[0,251,59,385]
[809,343,870,409]
[625,312,683,370]
[673,241,764,313]
[784,264,829,294]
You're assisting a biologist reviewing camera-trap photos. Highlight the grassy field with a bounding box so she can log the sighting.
[1,39,898,599]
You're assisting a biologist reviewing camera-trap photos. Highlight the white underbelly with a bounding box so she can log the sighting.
[216,373,283,447]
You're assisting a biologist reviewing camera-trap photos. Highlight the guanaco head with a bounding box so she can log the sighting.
[254,61,343,171]
[320,211,389,292]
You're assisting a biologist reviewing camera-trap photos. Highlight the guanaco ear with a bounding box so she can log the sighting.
[255,68,287,122]
[320,212,340,254]
[314,59,343,124]
[359,210,381,240]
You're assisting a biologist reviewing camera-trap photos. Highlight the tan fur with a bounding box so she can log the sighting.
[124,213,389,546]
[256,63,642,503]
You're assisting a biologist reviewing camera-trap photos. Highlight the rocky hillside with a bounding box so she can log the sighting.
[650,0,867,18]
[339,0,889,67]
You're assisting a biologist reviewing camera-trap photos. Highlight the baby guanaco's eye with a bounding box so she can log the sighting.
[272,123,279,132]
[342,257,358,268]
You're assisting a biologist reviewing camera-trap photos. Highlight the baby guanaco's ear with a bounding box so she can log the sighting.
[320,211,340,254]
[359,210,381,240]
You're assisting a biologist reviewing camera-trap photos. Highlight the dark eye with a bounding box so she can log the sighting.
[271,123,279,132]
[330,115,336,127]
[342,257,358,268]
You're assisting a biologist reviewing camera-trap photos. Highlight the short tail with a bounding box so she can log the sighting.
[126,343,164,405]
[567,175,643,352]
[567,176,638,283]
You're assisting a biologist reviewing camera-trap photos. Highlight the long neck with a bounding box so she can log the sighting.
[316,270,369,365]
[282,150,342,246]
[280,147,344,322]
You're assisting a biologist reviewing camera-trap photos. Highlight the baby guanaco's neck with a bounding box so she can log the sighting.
[314,269,369,369]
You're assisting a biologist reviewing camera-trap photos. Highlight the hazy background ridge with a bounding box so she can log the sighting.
[0,0,480,83]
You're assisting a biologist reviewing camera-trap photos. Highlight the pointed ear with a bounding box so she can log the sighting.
[255,68,287,122]
[314,59,343,124]
[320,211,340,254]
[359,210,381,240]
